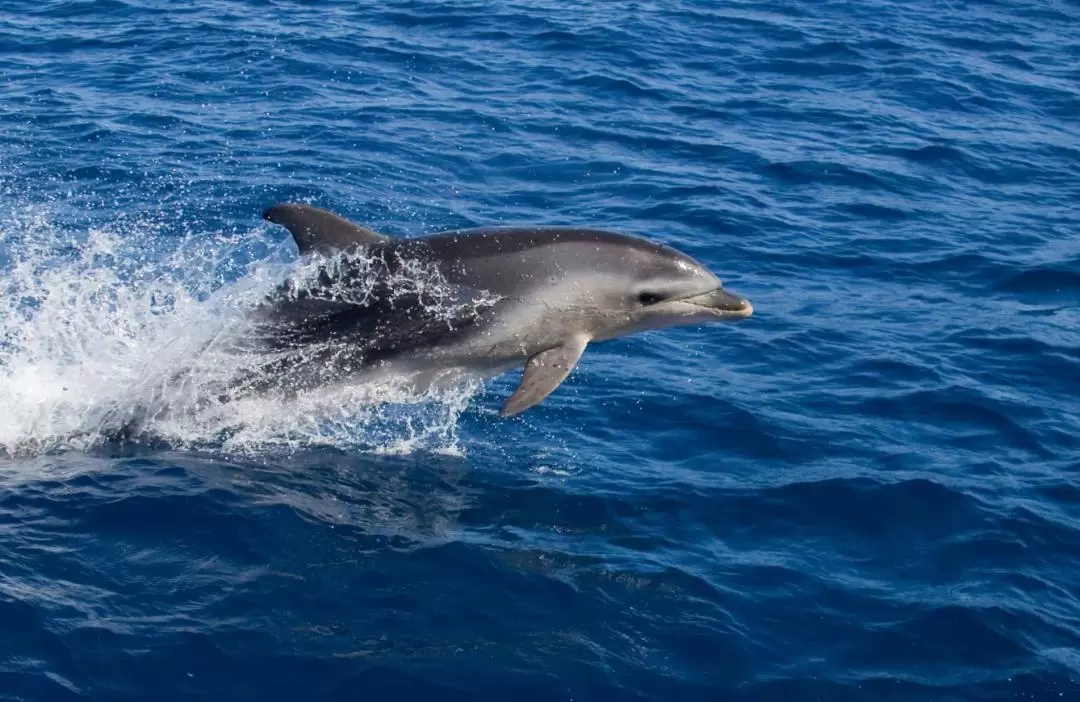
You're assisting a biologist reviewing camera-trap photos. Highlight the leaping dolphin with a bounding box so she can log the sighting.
[249,203,753,417]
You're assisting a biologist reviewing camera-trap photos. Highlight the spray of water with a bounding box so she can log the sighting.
[0,205,483,458]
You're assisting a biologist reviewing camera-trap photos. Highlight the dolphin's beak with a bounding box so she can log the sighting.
[683,287,753,318]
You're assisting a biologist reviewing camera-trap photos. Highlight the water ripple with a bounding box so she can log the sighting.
[2,0,1080,698]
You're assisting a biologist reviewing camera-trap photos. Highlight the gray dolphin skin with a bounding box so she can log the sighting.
[254,203,753,417]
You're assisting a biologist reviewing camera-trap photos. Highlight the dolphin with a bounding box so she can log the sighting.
[245,203,753,417]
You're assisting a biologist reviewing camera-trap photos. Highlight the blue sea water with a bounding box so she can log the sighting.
[1,0,1080,699]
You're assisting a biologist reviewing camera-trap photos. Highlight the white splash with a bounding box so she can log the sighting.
[0,204,481,458]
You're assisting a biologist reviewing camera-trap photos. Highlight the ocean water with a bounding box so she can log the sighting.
[1,0,1079,699]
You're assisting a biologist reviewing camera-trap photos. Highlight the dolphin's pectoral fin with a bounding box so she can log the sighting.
[501,337,588,418]
[263,203,389,255]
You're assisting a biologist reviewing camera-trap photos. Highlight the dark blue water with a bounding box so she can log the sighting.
[2,1,1080,699]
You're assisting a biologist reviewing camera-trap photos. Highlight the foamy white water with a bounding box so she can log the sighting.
[0,204,480,457]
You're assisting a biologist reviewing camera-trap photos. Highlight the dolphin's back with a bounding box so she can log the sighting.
[415,226,685,262]
[387,226,699,297]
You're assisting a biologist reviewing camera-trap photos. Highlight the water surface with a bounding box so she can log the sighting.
[1,1,1079,699]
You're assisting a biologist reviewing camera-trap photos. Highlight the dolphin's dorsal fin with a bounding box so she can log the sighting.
[263,203,389,255]
[501,336,589,417]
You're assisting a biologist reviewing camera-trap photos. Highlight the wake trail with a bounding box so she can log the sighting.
[0,205,479,459]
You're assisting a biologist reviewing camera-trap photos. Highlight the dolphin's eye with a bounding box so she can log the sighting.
[637,291,665,306]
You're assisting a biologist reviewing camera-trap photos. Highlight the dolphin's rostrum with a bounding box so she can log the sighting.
[255,203,752,417]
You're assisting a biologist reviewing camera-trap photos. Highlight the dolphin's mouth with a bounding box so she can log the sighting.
[680,287,753,318]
